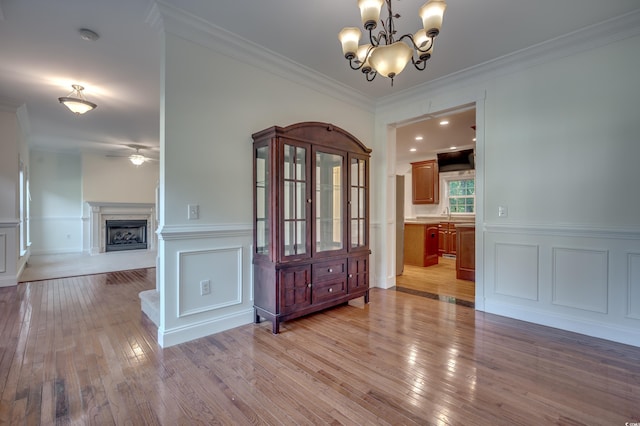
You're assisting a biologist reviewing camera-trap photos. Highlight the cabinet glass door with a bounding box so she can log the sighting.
[283,144,307,257]
[255,146,269,255]
[315,151,343,252]
[350,157,367,248]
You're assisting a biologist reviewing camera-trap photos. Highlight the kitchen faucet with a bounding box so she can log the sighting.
[443,206,451,220]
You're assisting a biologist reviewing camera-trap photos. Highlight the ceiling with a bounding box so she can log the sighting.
[1,0,638,159]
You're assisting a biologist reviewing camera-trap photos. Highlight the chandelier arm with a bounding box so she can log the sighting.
[366,70,377,82]
[398,33,435,53]
[348,57,366,71]
[411,57,428,71]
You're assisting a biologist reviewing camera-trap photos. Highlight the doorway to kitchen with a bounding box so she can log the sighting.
[391,104,478,307]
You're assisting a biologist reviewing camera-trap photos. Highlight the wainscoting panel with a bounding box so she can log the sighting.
[157,224,254,347]
[628,253,640,319]
[483,224,640,347]
[552,248,608,313]
[0,233,6,273]
[494,243,539,301]
[177,246,243,317]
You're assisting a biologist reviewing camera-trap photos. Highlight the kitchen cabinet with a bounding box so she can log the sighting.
[438,222,456,256]
[411,160,439,204]
[456,225,475,281]
[252,122,371,334]
[404,223,439,267]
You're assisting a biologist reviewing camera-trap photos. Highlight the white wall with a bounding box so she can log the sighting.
[0,107,20,286]
[29,150,158,255]
[377,19,640,346]
[157,11,375,346]
[29,151,83,255]
[82,154,158,204]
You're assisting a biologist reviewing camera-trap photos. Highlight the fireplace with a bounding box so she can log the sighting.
[86,202,156,255]
[105,220,148,252]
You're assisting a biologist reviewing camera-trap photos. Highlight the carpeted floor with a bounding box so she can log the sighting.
[19,250,157,282]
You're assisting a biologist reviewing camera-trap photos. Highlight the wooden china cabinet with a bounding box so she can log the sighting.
[252,122,371,334]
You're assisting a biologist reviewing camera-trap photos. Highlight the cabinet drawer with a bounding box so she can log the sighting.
[312,279,347,304]
[312,259,347,282]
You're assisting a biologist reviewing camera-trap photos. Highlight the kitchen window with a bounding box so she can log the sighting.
[448,178,475,213]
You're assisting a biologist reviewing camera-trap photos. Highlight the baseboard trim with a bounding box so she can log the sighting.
[484,300,640,348]
[158,308,254,347]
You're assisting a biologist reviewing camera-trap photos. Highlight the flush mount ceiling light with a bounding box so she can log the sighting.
[58,84,97,115]
[339,0,446,85]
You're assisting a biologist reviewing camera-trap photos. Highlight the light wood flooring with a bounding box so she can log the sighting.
[2,268,639,424]
[396,257,475,305]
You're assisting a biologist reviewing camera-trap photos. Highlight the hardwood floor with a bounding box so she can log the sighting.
[396,257,475,305]
[2,268,639,424]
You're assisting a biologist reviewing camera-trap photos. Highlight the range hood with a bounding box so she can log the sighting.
[437,149,475,172]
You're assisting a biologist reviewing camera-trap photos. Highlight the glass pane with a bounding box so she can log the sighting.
[296,147,306,180]
[296,182,306,219]
[297,221,306,254]
[284,221,294,256]
[351,159,359,186]
[358,187,364,218]
[351,187,358,218]
[256,221,266,253]
[359,219,365,246]
[284,181,294,220]
[316,152,343,252]
[284,145,293,180]
[351,220,359,247]
[256,146,269,255]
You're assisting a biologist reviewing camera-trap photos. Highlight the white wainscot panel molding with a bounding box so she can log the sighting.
[495,243,539,301]
[552,248,608,313]
[0,233,5,273]
[628,253,640,319]
[178,246,243,317]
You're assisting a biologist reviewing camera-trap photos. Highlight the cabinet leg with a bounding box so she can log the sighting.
[364,290,370,304]
[254,309,261,324]
[272,319,280,334]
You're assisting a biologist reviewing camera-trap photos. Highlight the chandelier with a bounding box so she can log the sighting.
[58,84,97,115]
[339,0,446,85]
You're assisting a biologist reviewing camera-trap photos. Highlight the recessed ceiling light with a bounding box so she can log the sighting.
[440,120,449,126]
[415,136,423,141]
[410,148,417,152]
[450,146,457,150]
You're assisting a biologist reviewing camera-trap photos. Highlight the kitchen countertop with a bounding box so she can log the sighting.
[404,216,476,225]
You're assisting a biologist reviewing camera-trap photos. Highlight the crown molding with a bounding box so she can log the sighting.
[143,0,163,33]
[0,96,21,112]
[154,1,375,112]
[377,8,640,109]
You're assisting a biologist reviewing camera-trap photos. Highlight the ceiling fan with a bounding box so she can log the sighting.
[107,144,158,166]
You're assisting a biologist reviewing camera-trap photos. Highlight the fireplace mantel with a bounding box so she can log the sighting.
[86,202,157,255]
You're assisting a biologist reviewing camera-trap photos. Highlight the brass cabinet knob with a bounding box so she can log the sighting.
[307,283,312,288]
[328,268,333,272]
[348,274,353,278]
[328,288,333,293]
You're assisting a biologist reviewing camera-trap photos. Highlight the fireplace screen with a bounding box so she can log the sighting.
[105,219,148,252]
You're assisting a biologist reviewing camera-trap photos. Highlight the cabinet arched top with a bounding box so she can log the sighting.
[252,121,372,155]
